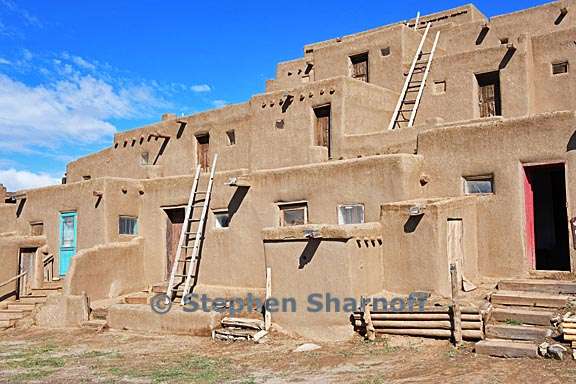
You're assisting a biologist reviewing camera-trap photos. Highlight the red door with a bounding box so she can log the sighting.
[523,167,536,269]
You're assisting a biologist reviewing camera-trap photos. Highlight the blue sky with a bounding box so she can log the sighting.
[0,0,551,190]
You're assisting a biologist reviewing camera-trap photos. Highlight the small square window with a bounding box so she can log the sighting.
[338,204,365,225]
[82,175,91,181]
[552,61,568,75]
[140,152,150,165]
[499,38,509,45]
[278,202,308,226]
[30,222,44,236]
[275,119,285,129]
[380,47,391,56]
[213,210,230,228]
[119,216,138,235]
[226,130,236,146]
[464,175,494,194]
[433,80,446,95]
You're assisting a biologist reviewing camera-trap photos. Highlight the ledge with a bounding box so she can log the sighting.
[262,223,382,241]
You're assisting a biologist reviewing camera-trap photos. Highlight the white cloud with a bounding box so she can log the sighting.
[190,84,211,93]
[212,99,227,108]
[0,58,11,65]
[0,72,168,151]
[0,168,59,191]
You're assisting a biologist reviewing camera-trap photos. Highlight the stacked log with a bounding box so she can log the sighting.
[560,313,576,347]
[352,306,483,341]
[212,317,268,342]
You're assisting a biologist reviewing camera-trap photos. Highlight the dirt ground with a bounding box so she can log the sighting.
[0,327,575,384]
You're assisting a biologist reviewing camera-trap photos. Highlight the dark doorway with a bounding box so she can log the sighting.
[18,248,37,298]
[313,104,331,158]
[523,164,570,271]
[164,208,185,279]
[196,134,210,171]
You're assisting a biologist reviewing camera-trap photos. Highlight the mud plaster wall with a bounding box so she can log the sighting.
[65,237,145,301]
[380,197,479,297]
[0,236,46,300]
[418,112,576,277]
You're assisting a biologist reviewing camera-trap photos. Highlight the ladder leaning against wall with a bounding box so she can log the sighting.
[388,23,440,130]
[166,154,218,302]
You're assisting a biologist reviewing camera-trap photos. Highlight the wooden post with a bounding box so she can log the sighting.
[450,263,462,345]
[265,267,271,331]
[365,300,376,341]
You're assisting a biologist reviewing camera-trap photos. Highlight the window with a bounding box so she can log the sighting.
[552,61,569,75]
[119,216,138,235]
[349,52,369,82]
[279,202,308,226]
[196,134,210,171]
[433,80,446,95]
[464,175,494,194]
[213,210,230,228]
[140,152,150,165]
[313,105,331,156]
[380,47,390,57]
[499,38,509,45]
[275,119,285,129]
[226,130,236,146]
[476,71,501,118]
[82,175,91,181]
[338,204,365,225]
[30,222,43,236]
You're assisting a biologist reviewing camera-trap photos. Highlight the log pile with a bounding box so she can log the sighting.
[212,317,268,342]
[560,312,576,348]
[352,306,484,341]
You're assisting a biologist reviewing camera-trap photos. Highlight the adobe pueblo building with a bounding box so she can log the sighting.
[1,1,576,357]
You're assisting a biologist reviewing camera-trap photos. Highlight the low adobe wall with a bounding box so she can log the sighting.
[65,237,146,301]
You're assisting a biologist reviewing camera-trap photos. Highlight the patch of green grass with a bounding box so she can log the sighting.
[505,319,522,326]
[10,369,57,383]
[79,350,121,359]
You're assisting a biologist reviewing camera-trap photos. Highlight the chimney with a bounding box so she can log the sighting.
[161,113,176,121]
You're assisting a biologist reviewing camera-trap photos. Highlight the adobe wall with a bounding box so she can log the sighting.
[418,111,576,277]
[0,235,46,300]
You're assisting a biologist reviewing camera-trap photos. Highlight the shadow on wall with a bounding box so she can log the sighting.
[228,186,249,221]
[567,131,576,151]
[404,214,424,233]
[299,239,321,269]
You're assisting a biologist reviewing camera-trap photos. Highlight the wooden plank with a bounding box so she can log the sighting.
[371,320,451,329]
[365,302,376,341]
[450,263,462,345]
[475,340,538,358]
[498,279,576,295]
[492,307,553,326]
[491,291,570,308]
[222,317,264,331]
[486,324,551,341]
[376,328,451,338]
[265,267,271,331]
[354,313,450,321]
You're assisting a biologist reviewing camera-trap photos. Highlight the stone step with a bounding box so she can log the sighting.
[91,308,109,320]
[0,310,26,321]
[485,324,551,341]
[0,319,14,328]
[124,295,149,305]
[43,280,64,289]
[19,295,48,304]
[475,339,539,358]
[498,279,576,295]
[491,307,554,326]
[81,319,107,329]
[31,287,62,296]
[7,304,36,312]
[491,291,571,308]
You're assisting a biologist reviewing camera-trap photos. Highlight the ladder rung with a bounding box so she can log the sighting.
[181,245,198,248]
[400,109,413,113]
[420,52,431,56]
[195,191,208,194]
[188,218,201,222]
[174,274,187,277]
[396,119,410,122]
[185,231,202,235]
[404,100,416,104]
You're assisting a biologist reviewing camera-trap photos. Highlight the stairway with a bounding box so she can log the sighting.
[475,279,576,358]
[0,279,63,331]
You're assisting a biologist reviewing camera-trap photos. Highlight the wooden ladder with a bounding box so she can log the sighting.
[166,154,218,301]
[388,23,440,130]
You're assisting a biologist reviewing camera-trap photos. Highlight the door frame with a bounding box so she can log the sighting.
[59,211,78,276]
[522,160,571,272]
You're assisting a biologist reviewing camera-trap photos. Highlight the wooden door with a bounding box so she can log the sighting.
[196,135,210,171]
[59,211,77,276]
[314,105,331,157]
[523,167,536,269]
[165,208,185,279]
[350,54,368,82]
[18,248,37,297]
[447,219,464,291]
[479,84,496,118]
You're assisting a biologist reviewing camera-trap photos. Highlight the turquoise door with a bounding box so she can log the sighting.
[59,211,77,276]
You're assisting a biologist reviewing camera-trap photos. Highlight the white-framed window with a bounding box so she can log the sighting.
[278,202,308,227]
[463,175,494,194]
[338,204,365,225]
[213,210,230,228]
[119,216,138,235]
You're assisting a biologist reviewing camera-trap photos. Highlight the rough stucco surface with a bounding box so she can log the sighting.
[0,1,575,337]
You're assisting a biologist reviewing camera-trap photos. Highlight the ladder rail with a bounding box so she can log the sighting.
[166,164,202,296]
[388,23,431,130]
[408,31,440,127]
[180,154,218,300]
